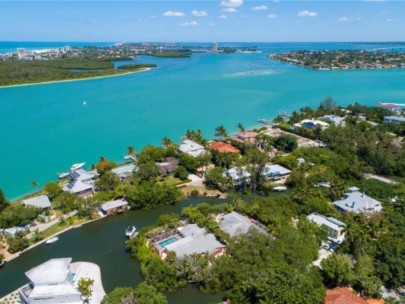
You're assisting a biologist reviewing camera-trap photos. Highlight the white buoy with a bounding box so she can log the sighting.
[83,101,87,106]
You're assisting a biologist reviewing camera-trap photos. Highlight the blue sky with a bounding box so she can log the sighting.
[1,0,404,42]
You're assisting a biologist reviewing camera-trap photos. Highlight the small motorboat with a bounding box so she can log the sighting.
[70,162,85,171]
[45,236,59,244]
[125,226,137,238]
[273,186,287,192]
[58,172,69,179]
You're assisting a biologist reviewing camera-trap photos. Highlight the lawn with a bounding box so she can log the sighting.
[158,175,190,187]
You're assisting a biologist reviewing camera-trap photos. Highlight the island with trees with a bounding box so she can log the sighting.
[269,49,405,70]
[1,98,405,303]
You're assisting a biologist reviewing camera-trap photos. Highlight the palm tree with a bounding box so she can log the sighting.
[127,146,136,156]
[237,122,245,133]
[215,126,228,139]
[162,137,173,148]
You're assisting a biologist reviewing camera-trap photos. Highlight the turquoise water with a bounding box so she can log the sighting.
[159,237,178,248]
[1,42,405,199]
[112,165,136,174]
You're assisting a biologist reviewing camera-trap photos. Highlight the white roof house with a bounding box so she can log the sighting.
[223,166,251,186]
[23,195,51,210]
[179,140,207,157]
[63,169,98,197]
[262,164,291,181]
[219,212,268,237]
[2,226,29,238]
[307,213,346,243]
[321,115,346,126]
[294,119,329,130]
[333,188,383,214]
[100,199,128,213]
[164,224,225,259]
[19,258,82,304]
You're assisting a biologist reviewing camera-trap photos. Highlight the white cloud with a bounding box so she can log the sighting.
[150,15,156,19]
[386,18,394,22]
[267,14,278,19]
[338,16,349,22]
[179,21,198,26]
[297,10,318,17]
[191,10,207,17]
[220,0,243,8]
[219,14,228,19]
[252,5,268,11]
[163,11,185,17]
[223,7,238,13]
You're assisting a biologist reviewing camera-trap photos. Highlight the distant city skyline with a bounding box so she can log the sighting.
[1,0,404,42]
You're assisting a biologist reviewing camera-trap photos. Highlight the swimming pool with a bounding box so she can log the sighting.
[159,237,178,248]
[112,165,136,174]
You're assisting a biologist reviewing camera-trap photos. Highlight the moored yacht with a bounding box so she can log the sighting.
[125,226,137,238]
[70,162,85,171]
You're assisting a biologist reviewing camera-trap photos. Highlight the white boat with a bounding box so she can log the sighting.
[0,260,5,268]
[45,236,59,244]
[273,186,287,192]
[125,226,137,238]
[70,162,85,171]
[58,172,69,179]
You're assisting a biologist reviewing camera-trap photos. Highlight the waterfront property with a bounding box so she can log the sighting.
[294,119,329,130]
[111,164,136,180]
[150,224,225,259]
[321,115,346,126]
[378,102,402,115]
[209,141,240,154]
[262,164,291,183]
[383,116,405,125]
[218,211,268,237]
[235,131,258,144]
[333,187,383,214]
[2,226,30,238]
[223,166,251,186]
[63,169,98,198]
[18,258,82,304]
[100,199,129,216]
[22,195,51,211]
[325,287,384,304]
[179,140,207,157]
[307,213,346,244]
[157,156,179,175]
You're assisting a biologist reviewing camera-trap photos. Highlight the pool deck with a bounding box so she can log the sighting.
[72,261,106,304]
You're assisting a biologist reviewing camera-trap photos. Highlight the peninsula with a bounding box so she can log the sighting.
[269,49,405,70]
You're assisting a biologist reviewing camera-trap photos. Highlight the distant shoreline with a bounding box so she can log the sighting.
[0,67,152,89]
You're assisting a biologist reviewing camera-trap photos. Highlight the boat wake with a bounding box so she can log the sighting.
[223,69,282,78]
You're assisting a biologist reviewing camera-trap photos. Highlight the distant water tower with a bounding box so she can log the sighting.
[212,42,218,53]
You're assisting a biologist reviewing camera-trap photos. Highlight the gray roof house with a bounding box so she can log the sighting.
[23,195,51,211]
[163,224,225,259]
[18,258,82,304]
[307,213,346,243]
[219,212,268,237]
[262,164,291,182]
[157,156,179,175]
[223,166,251,186]
[179,140,207,157]
[321,115,346,126]
[333,188,383,214]
[63,169,98,197]
[2,226,30,238]
[383,116,405,125]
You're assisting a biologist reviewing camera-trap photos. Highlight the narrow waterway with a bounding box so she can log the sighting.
[0,197,225,303]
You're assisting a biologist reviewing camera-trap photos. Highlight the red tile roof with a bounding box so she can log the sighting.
[209,142,240,153]
[326,288,368,304]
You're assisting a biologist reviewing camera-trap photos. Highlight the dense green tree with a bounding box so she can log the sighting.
[174,166,188,180]
[274,135,298,152]
[95,171,120,192]
[321,254,354,286]
[0,188,9,212]
[178,154,200,172]
[137,145,166,164]
[135,162,160,182]
[134,282,168,304]
[0,204,40,228]
[96,156,117,174]
[44,182,62,200]
[7,236,29,253]
[319,96,336,111]
[204,167,232,191]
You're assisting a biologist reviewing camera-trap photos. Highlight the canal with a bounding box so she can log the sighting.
[0,197,225,303]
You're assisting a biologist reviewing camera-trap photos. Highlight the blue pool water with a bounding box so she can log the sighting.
[112,165,136,174]
[1,42,405,199]
[159,237,178,248]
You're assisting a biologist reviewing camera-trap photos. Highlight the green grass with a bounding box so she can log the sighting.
[158,175,190,187]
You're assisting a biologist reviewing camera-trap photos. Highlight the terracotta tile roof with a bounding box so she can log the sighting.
[326,287,368,304]
[210,142,240,153]
[366,300,385,304]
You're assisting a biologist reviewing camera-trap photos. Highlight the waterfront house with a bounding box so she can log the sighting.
[63,169,98,198]
[223,166,251,186]
[157,156,179,175]
[236,131,258,144]
[18,258,82,304]
[262,164,291,183]
[307,213,345,244]
[383,116,405,125]
[333,187,383,214]
[179,140,207,157]
[151,224,225,259]
[321,115,346,126]
[22,195,51,211]
[378,103,402,115]
[2,226,30,238]
[294,119,329,130]
[325,287,384,304]
[218,211,268,237]
[100,199,129,216]
[209,141,240,154]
